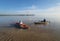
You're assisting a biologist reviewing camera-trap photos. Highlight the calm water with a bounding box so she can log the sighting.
[0,16,60,29]
[0,16,60,41]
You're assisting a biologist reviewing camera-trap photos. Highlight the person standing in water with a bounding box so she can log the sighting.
[20,20,23,25]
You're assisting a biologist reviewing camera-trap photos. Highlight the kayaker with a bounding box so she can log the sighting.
[43,19,46,22]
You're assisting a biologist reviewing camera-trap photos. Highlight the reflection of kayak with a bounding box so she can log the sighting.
[34,21,48,24]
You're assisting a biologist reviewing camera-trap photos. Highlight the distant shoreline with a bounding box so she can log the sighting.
[0,14,35,16]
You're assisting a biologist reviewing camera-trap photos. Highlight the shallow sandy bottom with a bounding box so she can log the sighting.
[0,25,60,41]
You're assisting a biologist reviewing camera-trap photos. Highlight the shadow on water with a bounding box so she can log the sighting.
[10,23,21,29]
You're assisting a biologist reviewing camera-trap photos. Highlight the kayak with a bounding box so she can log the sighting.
[34,21,48,24]
[16,22,29,29]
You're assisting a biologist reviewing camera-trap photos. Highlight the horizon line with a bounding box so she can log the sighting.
[0,14,35,16]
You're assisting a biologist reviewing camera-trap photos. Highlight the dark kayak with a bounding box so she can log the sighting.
[34,21,48,24]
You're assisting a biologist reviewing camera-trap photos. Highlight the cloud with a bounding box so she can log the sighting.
[16,5,38,14]
[56,3,60,6]
[16,4,60,19]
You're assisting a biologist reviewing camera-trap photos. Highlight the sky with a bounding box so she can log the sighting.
[0,0,60,19]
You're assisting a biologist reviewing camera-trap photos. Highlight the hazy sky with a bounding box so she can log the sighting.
[0,0,60,18]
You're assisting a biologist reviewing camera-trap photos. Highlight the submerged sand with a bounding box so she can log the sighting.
[0,25,60,41]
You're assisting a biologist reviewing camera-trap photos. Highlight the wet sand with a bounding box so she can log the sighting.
[0,24,60,41]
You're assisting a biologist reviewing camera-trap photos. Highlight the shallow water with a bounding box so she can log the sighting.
[0,16,60,33]
[0,16,60,30]
[0,16,60,41]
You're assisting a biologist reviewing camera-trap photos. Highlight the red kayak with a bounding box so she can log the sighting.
[16,21,29,29]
